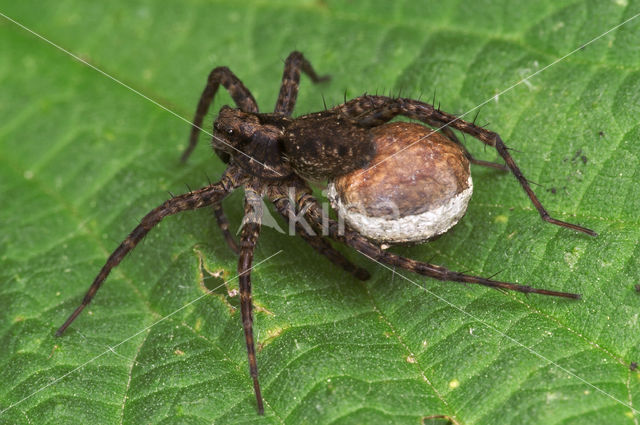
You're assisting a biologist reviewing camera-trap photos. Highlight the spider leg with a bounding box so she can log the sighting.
[274,51,330,116]
[341,95,596,236]
[183,67,259,163]
[56,166,245,336]
[439,126,508,171]
[467,156,510,171]
[392,104,508,172]
[269,189,370,280]
[238,187,265,414]
[291,188,581,299]
[212,203,240,255]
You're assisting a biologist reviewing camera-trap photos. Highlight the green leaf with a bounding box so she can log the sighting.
[1,1,640,424]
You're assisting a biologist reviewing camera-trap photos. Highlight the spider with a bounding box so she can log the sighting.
[56,51,596,415]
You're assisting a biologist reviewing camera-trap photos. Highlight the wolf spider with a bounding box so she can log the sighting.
[57,51,596,415]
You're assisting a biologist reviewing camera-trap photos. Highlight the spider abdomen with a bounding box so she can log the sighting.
[327,122,472,244]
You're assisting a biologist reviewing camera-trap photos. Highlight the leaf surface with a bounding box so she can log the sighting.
[1,1,640,424]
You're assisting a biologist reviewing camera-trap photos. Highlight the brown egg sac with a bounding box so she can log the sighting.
[327,122,472,244]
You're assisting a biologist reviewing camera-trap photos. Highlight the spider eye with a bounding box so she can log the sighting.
[227,129,233,135]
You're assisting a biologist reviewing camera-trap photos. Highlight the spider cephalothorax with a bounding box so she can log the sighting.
[213,103,377,181]
[57,51,596,415]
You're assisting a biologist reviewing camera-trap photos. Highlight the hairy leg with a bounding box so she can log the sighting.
[339,95,596,236]
[237,187,265,414]
[56,166,246,336]
[183,67,259,163]
[274,51,330,116]
[282,183,581,299]
[212,203,240,255]
[439,126,508,171]
[269,187,370,280]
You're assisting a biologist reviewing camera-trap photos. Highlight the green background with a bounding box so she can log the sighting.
[1,1,640,424]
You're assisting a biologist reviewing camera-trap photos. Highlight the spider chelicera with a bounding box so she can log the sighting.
[56,51,597,414]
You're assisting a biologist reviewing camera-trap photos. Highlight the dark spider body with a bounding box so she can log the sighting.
[213,105,377,181]
[57,51,596,415]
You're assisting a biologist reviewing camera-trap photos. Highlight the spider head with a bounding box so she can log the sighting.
[213,106,293,179]
[212,106,260,154]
